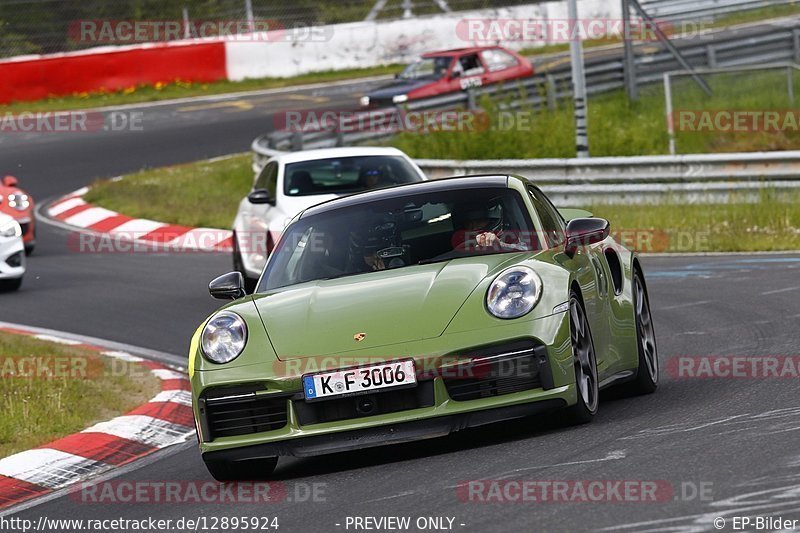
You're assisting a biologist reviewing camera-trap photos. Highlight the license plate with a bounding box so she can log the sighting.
[303,360,416,402]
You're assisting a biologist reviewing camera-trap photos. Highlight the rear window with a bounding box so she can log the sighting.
[480,49,519,71]
[283,155,422,197]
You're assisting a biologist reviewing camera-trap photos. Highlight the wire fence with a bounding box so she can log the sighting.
[2,0,797,59]
[0,0,539,58]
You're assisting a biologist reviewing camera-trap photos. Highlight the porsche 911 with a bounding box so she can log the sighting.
[189,175,658,480]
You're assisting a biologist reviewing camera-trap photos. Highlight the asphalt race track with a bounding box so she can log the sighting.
[6,239,800,531]
[3,25,800,531]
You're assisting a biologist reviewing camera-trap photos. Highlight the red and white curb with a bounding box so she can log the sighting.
[46,187,233,252]
[0,325,194,510]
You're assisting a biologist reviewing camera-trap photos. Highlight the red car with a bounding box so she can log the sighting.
[360,46,533,108]
[0,175,35,254]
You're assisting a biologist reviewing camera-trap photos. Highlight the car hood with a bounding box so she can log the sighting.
[367,79,433,100]
[252,254,523,359]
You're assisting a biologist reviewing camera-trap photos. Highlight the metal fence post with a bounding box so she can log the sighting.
[794,29,800,64]
[291,132,304,151]
[244,0,255,32]
[664,73,676,156]
[622,0,639,100]
[568,0,590,158]
[466,89,477,110]
[546,75,557,111]
[336,115,345,147]
[706,44,717,68]
[182,7,191,39]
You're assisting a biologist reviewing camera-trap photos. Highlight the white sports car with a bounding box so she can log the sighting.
[0,213,25,291]
[233,147,426,290]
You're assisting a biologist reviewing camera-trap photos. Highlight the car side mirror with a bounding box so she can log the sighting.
[3,176,18,187]
[564,218,610,258]
[209,272,246,300]
[248,189,272,205]
[450,71,462,79]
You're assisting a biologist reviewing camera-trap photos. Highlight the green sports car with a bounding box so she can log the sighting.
[189,175,658,481]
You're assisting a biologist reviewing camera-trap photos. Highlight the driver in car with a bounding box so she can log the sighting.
[452,202,528,252]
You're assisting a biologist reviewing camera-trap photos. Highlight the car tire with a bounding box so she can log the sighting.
[565,291,599,424]
[232,232,257,294]
[0,277,23,292]
[622,269,659,395]
[203,457,278,482]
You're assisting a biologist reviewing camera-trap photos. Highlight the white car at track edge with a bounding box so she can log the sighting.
[0,213,25,291]
[232,146,426,290]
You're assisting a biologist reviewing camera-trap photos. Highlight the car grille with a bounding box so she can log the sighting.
[201,388,290,440]
[293,381,435,426]
[442,342,550,401]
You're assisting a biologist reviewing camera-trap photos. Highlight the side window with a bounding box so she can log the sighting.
[459,53,484,76]
[480,49,519,71]
[255,162,278,198]
[527,186,566,248]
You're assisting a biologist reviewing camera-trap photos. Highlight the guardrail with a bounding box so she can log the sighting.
[640,0,799,24]
[252,137,800,204]
[259,21,800,153]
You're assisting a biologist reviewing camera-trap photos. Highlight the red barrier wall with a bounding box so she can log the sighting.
[0,42,226,104]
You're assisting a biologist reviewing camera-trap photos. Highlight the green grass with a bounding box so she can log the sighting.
[0,331,160,458]
[81,64,800,252]
[0,64,403,114]
[519,4,800,59]
[591,191,800,253]
[391,65,800,158]
[84,154,253,229]
[84,154,800,252]
[707,3,800,27]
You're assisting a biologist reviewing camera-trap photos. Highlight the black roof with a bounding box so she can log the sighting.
[300,174,512,219]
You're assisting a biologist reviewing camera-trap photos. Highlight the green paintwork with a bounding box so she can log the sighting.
[558,207,594,221]
[189,175,644,457]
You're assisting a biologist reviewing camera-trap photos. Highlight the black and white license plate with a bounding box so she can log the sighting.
[303,360,416,402]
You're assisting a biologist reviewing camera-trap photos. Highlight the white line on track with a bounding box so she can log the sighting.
[655,300,714,311]
[761,285,800,295]
[478,450,627,481]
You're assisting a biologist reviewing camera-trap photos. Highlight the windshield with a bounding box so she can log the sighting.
[398,56,452,80]
[284,155,422,196]
[259,187,540,291]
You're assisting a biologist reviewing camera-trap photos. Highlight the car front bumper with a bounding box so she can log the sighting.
[192,310,576,459]
[0,235,25,279]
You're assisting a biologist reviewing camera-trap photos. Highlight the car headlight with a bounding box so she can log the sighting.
[200,311,248,364]
[0,218,22,238]
[392,94,408,104]
[486,266,542,319]
[359,96,370,107]
[7,193,30,211]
